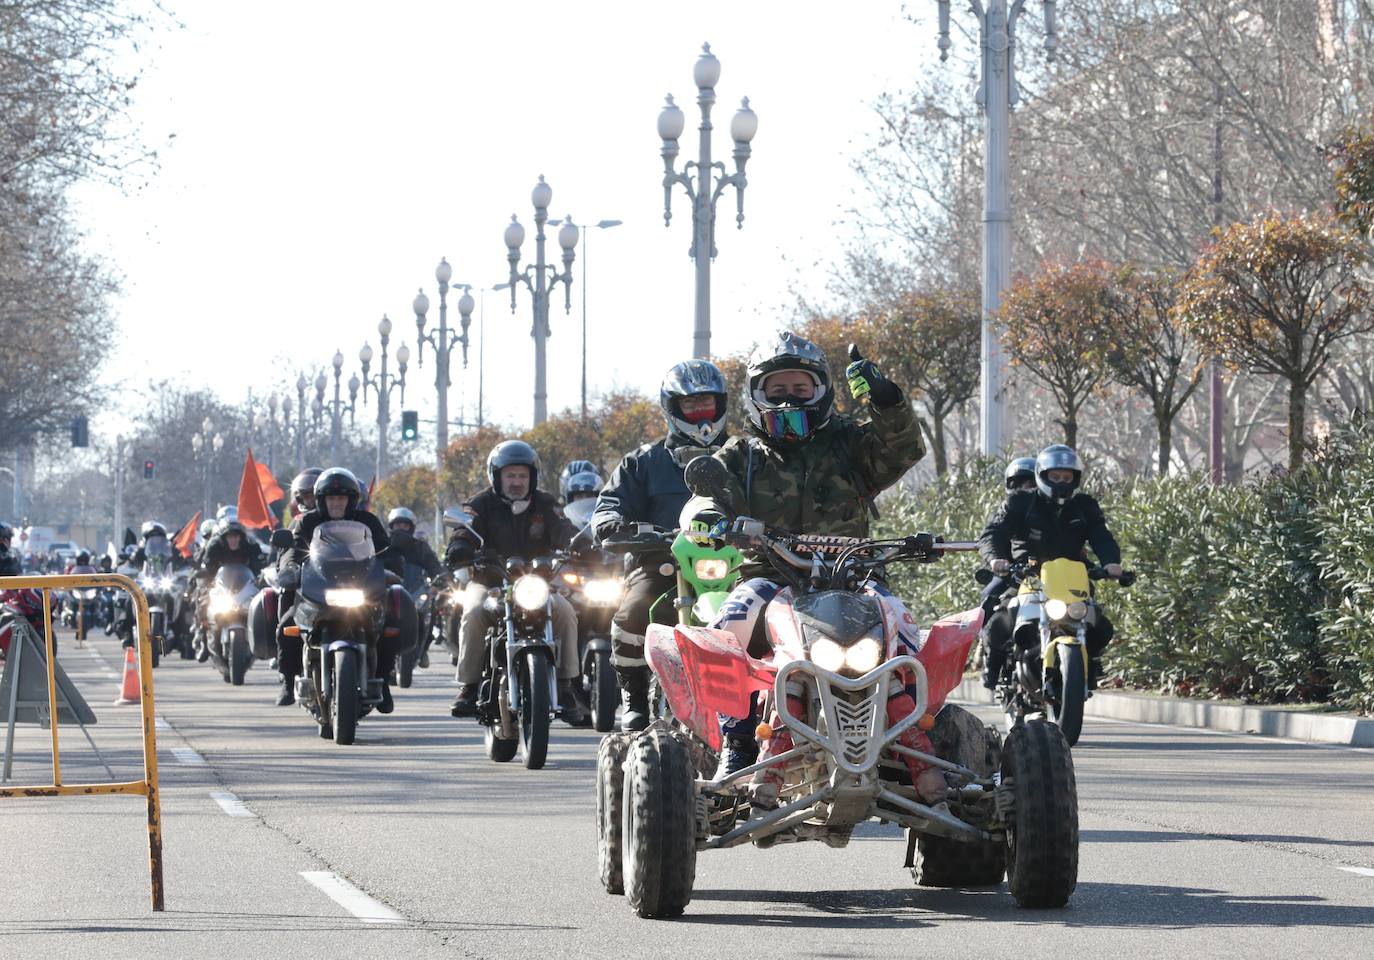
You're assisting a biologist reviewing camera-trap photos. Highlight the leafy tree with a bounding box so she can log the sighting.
[999,262,1115,447]
[1180,214,1373,470]
[1332,113,1374,238]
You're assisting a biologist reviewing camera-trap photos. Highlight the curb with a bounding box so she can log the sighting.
[951,678,1374,748]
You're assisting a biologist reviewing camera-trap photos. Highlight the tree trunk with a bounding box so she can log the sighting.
[1287,376,1306,471]
[1062,404,1078,448]
[931,412,948,477]
[1155,410,1173,477]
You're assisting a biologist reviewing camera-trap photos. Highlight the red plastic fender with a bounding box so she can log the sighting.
[645,623,776,751]
[917,608,983,716]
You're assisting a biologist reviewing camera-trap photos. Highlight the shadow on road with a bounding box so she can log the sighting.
[1084,828,1374,849]
[0,909,577,936]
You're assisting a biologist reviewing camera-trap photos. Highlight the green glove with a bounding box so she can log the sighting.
[845,345,899,407]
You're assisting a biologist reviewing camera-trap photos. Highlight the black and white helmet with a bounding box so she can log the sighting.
[660,359,728,446]
[140,521,168,541]
[559,460,603,502]
[744,331,833,443]
[290,468,323,510]
[487,440,541,496]
[1035,444,1084,504]
[388,507,417,530]
[1005,456,1037,491]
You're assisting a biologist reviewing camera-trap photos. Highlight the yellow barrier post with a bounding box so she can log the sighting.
[0,573,165,911]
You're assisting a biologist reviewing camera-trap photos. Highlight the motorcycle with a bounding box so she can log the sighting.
[561,498,625,732]
[595,456,1081,918]
[979,558,1135,747]
[133,536,179,668]
[206,563,260,685]
[393,560,430,689]
[276,522,391,745]
[60,563,101,645]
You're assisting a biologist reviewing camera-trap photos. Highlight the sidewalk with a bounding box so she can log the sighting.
[952,676,1374,748]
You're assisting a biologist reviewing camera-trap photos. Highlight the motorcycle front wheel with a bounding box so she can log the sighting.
[228,626,251,686]
[519,652,551,770]
[591,648,618,733]
[333,649,361,745]
[1052,644,1086,747]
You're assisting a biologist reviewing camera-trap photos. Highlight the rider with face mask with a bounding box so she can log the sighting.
[559,460,604,506]
[685,333,931,796]
[978,444,1123,691]
[592,359,729,731]
[444,440,589,726]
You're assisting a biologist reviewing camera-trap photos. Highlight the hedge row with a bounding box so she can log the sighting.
[877,423,1374,714]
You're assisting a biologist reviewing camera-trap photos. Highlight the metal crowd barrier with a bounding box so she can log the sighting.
[0,573,165,910]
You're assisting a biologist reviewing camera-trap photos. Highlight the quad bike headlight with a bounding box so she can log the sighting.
[583,578,623,605]
[512,575,550,611]
[809,638,846,672]
[845,637,883,674]
[694,558,731,582]
[325,588,367,608]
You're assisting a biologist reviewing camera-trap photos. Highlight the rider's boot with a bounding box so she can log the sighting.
[377,681,394,714]
[1088,655,1104,691]
[980,633,1005,691]
[195,625,211,663]
[275,672,296,706]
[751,694,805,809]
[887,692,947,803]
[450,682,478,717]
[616,664,651,733]
[558,678,591,727]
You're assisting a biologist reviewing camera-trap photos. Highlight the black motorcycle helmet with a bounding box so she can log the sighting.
[291,467,323,511]
[487,440,541,497]
[1035,444,1084,504]
[76,551,91,565]
[1005,456,1037,491]
[313,468,361,516]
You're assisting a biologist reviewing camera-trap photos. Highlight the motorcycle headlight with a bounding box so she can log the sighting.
[1045,599,1069,621]
[560,571,582,586]
[208,591,235,616]
[810,637,846,672]
[584,578,623,605]
[325,588,366,608]
[845,637,883,674]
[1067,600,1088,620]
[159,577,174,590]
[512,575,550,611]
[694,558,731,582]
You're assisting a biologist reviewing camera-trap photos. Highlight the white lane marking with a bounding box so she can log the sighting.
[300,871,404,924]
[155,716,170,732]
[210,790,255,818]
[171,747,207,766]
[102,671,120,680]
[1339,866,1374,877]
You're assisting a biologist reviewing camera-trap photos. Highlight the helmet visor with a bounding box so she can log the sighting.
[759,407,813,440]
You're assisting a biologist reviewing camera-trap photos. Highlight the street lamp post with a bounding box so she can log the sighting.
[504,176,579,426]
[191,418,223,520]
[322,349,357,465]
[937,0,1058,456]
[358,315,409,483]
[294,373,309,472]
[414,258,475,533]
[658,43,758,360]
[266,395,278,473]
[552,218,623,419]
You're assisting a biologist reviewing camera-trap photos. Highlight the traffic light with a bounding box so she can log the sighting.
[143,459,155,480]
[401,410,418,441]
[70,416,89,448]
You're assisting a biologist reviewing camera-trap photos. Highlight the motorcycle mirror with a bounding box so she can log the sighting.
[973,568,994,585]
[684,455,746,513]
[270,529,293,551]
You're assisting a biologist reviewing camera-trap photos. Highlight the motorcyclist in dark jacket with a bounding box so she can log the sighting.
[977,444,1123,690]
[278,468,402,713]
[270,467,321,705]
[591,358,729,731]
[444,440,588,725]
[0,525,20,578]
[386,507,442,579]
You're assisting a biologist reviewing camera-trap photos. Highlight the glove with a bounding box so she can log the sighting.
[445,539,476,567]
[845,345,901,408]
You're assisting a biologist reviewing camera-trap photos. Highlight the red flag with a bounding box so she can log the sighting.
[172,511,202,559]
[255,462,285,504]
[366,475,376,508]
[237,448,276,530]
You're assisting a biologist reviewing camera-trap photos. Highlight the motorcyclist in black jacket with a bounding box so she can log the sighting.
[278,468,403,713]
[978,444,1124,690]
[0,525,20,578]
[386,507,442,579]
[270,468,322,705]
[591,359,729,731]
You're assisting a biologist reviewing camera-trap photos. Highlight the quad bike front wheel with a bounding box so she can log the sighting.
[622,727,697,918]
[1004,719,1078,908]
[597,732,631,895]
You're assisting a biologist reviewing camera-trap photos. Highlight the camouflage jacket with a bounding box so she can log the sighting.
[705,396,925,538]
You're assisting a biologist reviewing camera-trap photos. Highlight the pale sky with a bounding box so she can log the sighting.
[71,0,947,450]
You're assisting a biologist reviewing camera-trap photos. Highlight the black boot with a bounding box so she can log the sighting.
[713,734,759,782]
[377,681,394,714]
[981,635,1005,691]
[275,673,296,706]
[1088,655,1104,691]
[559,679,591,727]
[617,665,651,733]
[450,683,478,717]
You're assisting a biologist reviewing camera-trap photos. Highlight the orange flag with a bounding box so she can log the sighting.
[237,448,276,530]
[255,462,285,504]
[172,511,202,559]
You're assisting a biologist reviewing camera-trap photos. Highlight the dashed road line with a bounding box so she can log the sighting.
[171,746,207,766]
[209,790,255,818]
[155,716,170,732]
[1338,866,1374,877]
[300,871,404,924]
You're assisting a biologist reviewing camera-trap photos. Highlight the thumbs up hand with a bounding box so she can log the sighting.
[845,345,900,408]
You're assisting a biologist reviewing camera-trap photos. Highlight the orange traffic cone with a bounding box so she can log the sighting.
[113,646,141,705]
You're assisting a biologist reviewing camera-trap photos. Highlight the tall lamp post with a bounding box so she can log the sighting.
[266,395,278,472]
[658,43,758,360]
[414,258,475,533]
[293,373,309,472]
[358,315,409,482]
[552,218,623,419]
[322,349,357,464]
[504,176,579,426]
[191,418,223,520]
[937,0,1058,456]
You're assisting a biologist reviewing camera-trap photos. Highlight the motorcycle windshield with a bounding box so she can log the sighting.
[309,521,375,562]
[214,564,256,594]
[1040,558,1090,603]
[144,536,172,559]
[563,498,595,531]
[792,590,883,645]
[301,521,384,604]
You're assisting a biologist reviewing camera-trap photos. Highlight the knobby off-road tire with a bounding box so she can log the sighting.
[519,653,551,770]
[229,627,251,686]
[1004,719,1078,907]
[597,732,632,895]
[913,704,1006,888]
[622,727,697,918]
[333,649,361,746]
[591,649,618,733]
[1053,643,1086,747]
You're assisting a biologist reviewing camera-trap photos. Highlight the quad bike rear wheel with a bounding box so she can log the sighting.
[912,704,1006,888]
[597,732,631,895]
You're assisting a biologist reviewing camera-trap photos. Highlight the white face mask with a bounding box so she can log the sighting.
[509,497,531,516]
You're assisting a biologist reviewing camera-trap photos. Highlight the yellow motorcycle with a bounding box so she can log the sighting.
[993,558,1134,746]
